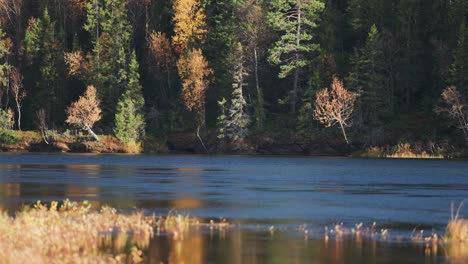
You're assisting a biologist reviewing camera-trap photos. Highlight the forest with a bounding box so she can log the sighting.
[0,0,467,156]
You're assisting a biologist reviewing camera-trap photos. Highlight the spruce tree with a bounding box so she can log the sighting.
[114,90,145,144]
[114,51,145,144]
[346,25,388,131]
[227,43,250,141]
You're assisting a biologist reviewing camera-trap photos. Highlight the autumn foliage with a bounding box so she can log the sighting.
[436,86,468,141]
[172,0,207,53]
[64,51,87,77]
[177,49,212,114]
[314,77,356,144]
[66,85,101,141]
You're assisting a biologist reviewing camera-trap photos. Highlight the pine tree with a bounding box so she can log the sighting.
[268,0,324,114]
[227,43,250,141]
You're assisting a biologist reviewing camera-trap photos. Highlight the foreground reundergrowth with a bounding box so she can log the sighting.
[0,200,198,264]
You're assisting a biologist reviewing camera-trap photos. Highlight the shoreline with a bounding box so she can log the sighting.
[0,130,465,159]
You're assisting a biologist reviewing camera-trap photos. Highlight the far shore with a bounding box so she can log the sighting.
[1,130,466,159]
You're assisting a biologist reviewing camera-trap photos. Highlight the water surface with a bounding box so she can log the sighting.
[1,153,467,262]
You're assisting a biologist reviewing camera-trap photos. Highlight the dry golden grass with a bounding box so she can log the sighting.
[122,142,142,154]
[446,202,468,243]
[387,143,443,159]
[447,219,468,243]
[0,200,157,264]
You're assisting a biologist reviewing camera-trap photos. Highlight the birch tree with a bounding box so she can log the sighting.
[314,77,355,144]
[66,85,101,141]
[10,68,25,130]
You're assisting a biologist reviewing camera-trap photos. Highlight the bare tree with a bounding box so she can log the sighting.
[436,85,468,141]
[10,67,25,130]
[66,85,101,141]
[36,108,49,144]
[314,77,356,144]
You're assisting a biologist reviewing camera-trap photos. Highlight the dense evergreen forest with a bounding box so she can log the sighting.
[0,0,467,155]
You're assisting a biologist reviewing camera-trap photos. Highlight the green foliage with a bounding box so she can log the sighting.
[346,25,390,132]
[0,24,11,89]
[114,91,145,144]
[0,109,14,130]
[267,0,324,78]
[0,129,18,144]
[24,8,65,126]
[226,43,250,141]
[448,19,468,94]
[216,97,227,140]
[84,0,133,124]
[113,51,145,144]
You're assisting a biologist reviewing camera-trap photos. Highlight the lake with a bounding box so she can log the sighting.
[0,153,467,263]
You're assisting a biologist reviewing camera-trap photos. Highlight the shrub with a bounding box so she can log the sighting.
[0,129,18,144]
[0,108,14,129]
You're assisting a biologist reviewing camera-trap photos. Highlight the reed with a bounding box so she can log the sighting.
[0,200,156,263]
[446,201,468,243]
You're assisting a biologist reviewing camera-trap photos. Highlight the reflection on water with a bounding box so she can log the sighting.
[144,228,467,264]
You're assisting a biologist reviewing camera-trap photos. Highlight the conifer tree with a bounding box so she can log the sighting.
[216,97,227,140]
[24,9,64,126]
[83,0,133,123]
[346,25,388,130]
[268,0,324,114]
[0,24,11,110]
[114,90,145,144]
[227,43,250,141]
[449,19,468,95]
[114,51,145,144]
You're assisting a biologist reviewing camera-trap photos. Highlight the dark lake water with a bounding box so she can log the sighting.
[0,153,467,263]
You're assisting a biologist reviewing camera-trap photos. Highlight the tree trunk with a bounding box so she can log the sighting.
[86,126,100,141]
[254,47,264,130]
[292,67,298,114]
[16,101,21,130]
[292,6,302,115]
[339,122,349,145]
[196,126,207,151]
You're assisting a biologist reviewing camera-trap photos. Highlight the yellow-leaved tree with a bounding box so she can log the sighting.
[177,49,212,146]
[66,85,101,141]
[314,77,355,144]
[172,0,211,149]
[172,0,207,53]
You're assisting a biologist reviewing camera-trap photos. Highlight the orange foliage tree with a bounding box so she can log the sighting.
[149,31,176,99]
[177,48,212,130]
[66,85,101,141]
[172,0,207,53]
[314,77,356,144]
